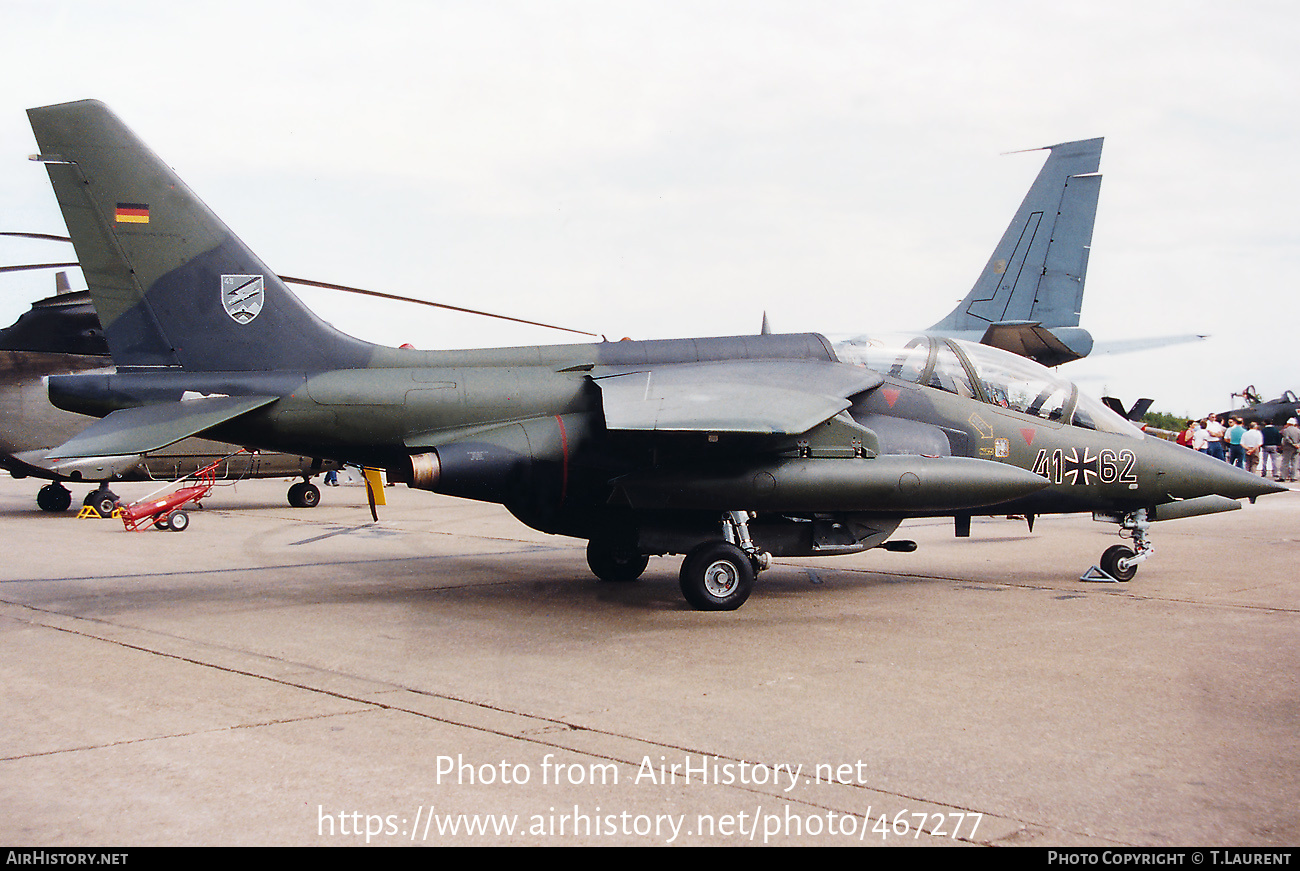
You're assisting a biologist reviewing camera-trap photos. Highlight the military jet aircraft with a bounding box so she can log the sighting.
[24,99,1281,609]
[5,127,1104,513]
[1219,386,1300,426]
[0,277,340,512]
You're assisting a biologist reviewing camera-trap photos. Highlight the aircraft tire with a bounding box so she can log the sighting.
[167,511,190,532]
[288,482,321,508]
[586,539,648,582]
[1101,544,1136,582]
[679,541,754,611]
[91,495,118,518]
[37,483,72,513]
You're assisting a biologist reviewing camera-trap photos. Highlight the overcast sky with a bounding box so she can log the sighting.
[1,1,1296,416]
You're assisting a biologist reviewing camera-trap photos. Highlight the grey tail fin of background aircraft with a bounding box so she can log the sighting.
[929,138,1103,335]
[27,99,375,373]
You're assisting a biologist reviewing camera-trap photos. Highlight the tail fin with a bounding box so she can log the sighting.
[929,137,1103,333]
[27,99,375,372]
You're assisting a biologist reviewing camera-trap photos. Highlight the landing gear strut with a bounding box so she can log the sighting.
[678,511,771,611]
[1089,508,1152,582]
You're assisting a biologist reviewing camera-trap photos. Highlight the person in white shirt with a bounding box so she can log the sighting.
[1192,420,1210,453]
[1241,421,1265,474]
[1205,414,1227,461]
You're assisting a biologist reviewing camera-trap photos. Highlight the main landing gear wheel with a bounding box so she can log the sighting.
[679,541,755,611]
[84,486,120,518]
[37,483,72,513]
[1100,544,1137,582]
[586,539,649,582]
[287,481,321,508]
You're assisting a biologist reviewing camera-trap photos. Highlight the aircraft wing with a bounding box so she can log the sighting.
[45,395,278,460]
[592,360,883,434]
[1089,334,1208,355]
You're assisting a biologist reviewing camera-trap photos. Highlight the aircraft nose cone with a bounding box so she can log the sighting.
[1198,456,1287,500]
[1249,473,1288,497]
[1155,439,1288,500]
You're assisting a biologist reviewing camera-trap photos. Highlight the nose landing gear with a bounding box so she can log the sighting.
[1083,508,1152,582]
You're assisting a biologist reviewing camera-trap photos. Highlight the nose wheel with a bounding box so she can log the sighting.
[1084,509,1152,582]
[1099,544,1137,582]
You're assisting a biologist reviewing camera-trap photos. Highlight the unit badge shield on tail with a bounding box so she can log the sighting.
[221,274,265,324]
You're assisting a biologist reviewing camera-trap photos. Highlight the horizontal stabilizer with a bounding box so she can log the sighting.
[979,322,1094,368]
[47,395,277,460]
[593,360,883,434]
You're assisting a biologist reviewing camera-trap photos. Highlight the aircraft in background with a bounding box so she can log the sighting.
[1219,386,1300,426]
[924,137,1104,366]
[774,136,1205,365]
[923,137,1204,362]
[25,99,1279,609]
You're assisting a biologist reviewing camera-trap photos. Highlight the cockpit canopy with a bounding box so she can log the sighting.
[832,333,1143,440]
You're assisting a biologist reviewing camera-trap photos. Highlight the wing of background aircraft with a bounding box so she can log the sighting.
[1088,334,1209,356]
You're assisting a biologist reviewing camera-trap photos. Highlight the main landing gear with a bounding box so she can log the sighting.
[1086,509,1153,583]
[679,512,771,611]
[586,511,774,611]
[83,483,120,518]
[287,479,321,508]
[36,482,72,513]
[36,482,121,516]
[586,539,649,583]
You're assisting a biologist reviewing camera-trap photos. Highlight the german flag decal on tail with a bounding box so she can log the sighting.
[114,202,149,223]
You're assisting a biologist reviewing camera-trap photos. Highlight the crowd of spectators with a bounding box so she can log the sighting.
[1175,415,1300,481]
